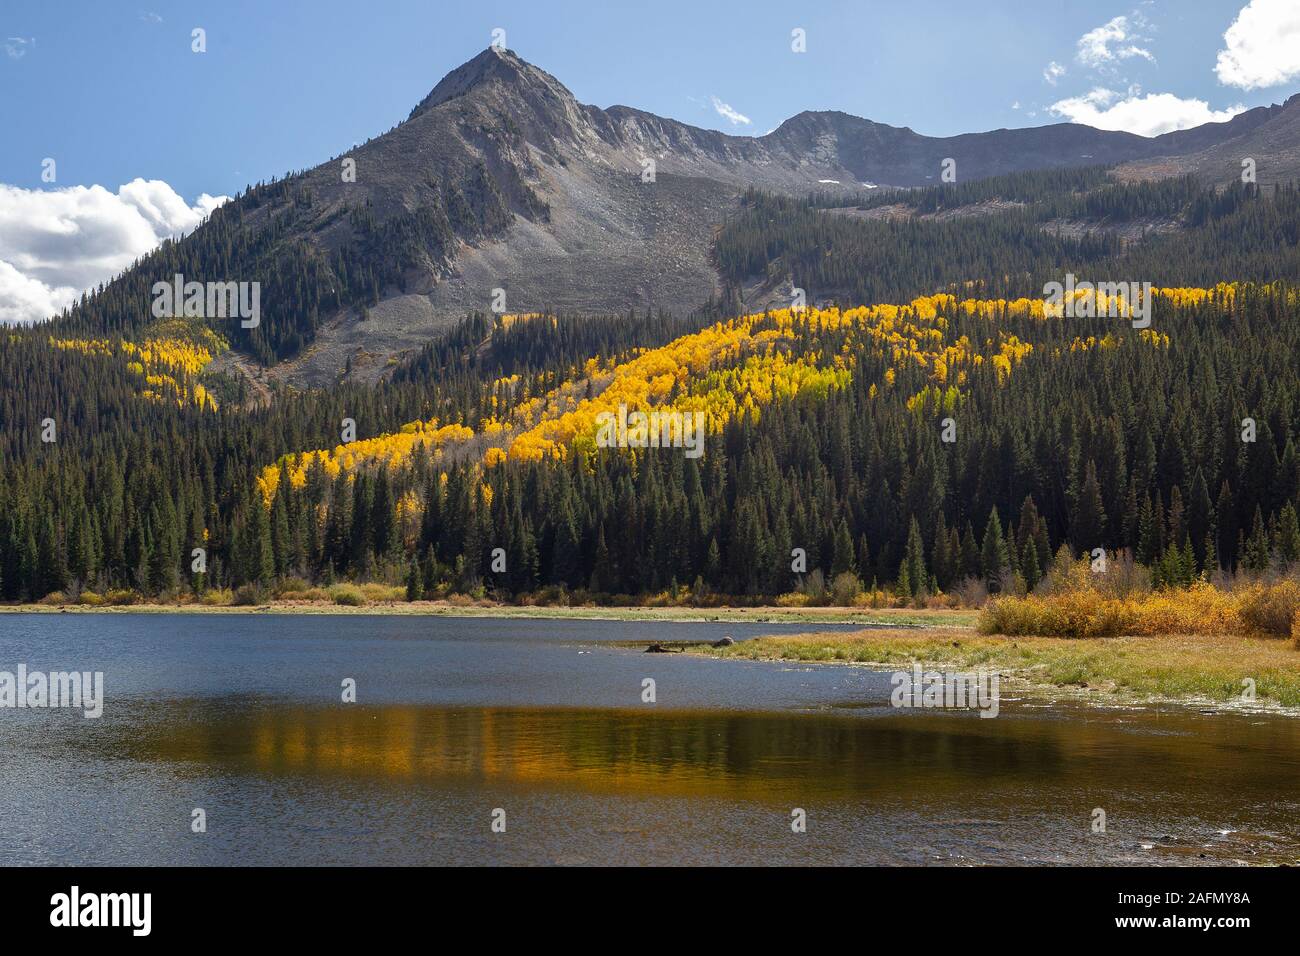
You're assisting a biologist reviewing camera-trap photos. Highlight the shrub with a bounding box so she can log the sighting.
[78,590,104,607]
[1237,580,1300,636]
[1136,583,1239,635]
[980,590,1127,638]
[853,588,892,608]
[831,572,862,607]
[360,583,404,603]
[104,589,137,606]
[276,576,311,596]
[1293,609,1300,649]
[799,569,828,603]
[644,590,677,607]
[979,581,1243,638]
[529,585,568,606]
[329,584,366,606]
[954,576,989,609]
[39,591,67,605]
[200,588,233,606]
[232,583,267,606]
[1095,550,1152,600]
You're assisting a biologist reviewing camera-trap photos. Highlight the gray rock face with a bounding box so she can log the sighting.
[143,47,1300,386]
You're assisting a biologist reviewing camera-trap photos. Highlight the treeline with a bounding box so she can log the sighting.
[817,166,1216,221]
[0,304,707,599]
[391,307,709,391]
[716,180,1300,307]
[6,284,1300,604]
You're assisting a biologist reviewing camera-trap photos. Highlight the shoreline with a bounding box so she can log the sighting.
[0,601,977,626]
[690,626,1300,711]
[9,601,1298,712]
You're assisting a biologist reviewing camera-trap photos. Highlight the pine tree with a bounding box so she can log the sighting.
[1216,480,1238,571]
[590,524,611,593]
[1277,503,1300,568]
[270,486,291,578]
[831,518,856,576]
[981,508,1009,592]
[931,513,953,591]
[1137,493,1159,566]
[1071,460,1107,555]
[902,517,927,597]
[1187,467,1213,571]
[1243,506,1271,575]
[371,469,395,561]
[959,521,980,581]
[1021,536,1041,591]
[405,556,422,601]
[549,499,581,587]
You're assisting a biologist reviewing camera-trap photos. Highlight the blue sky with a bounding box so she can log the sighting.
[2,0,1296,198]
[2,0,1299,322]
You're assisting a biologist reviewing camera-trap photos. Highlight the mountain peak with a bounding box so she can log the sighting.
[408,47,566,119]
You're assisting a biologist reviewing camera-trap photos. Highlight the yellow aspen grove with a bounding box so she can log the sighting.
[255,286,1232,492]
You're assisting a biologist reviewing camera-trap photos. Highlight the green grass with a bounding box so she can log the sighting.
[696,627,1300,707]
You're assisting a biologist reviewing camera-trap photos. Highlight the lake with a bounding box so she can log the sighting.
[2,613,1298,865]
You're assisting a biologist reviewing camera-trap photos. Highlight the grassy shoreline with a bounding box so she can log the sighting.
[11,597,1296,709]
[0,600,978,626]
[694,625,1300,708]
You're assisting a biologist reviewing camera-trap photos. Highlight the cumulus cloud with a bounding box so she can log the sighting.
[1043,61,1067,85]
[0,179,228,324]
[1216,0,1300,90]
[1076,15,1154,69]
[1049,88,1246,136]
[710,95,751,126]
[0,260,76,326]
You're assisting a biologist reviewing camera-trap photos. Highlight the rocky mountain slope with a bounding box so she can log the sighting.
[65,47,1299,387]
[1115,94,1300,185]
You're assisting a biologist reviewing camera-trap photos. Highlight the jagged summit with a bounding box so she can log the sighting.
[408,46,574,119]
[63,45,1300,388]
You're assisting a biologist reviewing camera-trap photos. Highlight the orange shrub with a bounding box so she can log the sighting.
[1237,580,1300,636]
[980,581,1242,638]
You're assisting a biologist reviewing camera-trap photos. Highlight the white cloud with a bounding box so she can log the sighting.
[0,179,228,324]
[4,37,34,59]
[1044,61,1067,85]
[1216,0,1300,90]
[710,95,751,126]
[0,260,77,325]
[1076,15,1154,69]
[1049,88,1246,136]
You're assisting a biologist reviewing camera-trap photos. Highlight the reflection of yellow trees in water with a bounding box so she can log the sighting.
[120,700,1300,810]
[120,703,1145,802]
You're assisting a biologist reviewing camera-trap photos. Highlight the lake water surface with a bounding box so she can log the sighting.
[2,613,1298,865]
